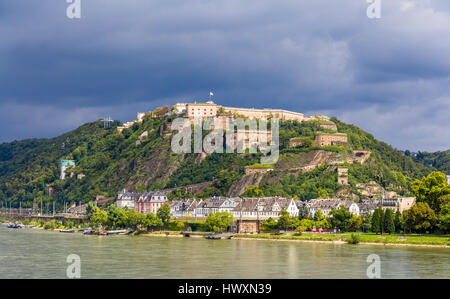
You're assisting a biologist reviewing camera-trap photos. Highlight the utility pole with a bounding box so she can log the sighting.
[53,201,55,216]
[40,199,43,216]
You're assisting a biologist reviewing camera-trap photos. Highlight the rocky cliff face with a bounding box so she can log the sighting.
[227,173,264,197]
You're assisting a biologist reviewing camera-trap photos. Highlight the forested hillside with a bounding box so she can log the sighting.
[410,150,450,174]
[0,112,438,208]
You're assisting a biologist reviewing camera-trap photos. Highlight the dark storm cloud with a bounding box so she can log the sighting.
[1,0,449,151]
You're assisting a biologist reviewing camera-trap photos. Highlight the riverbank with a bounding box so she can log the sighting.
[2,221,449,248]
[233,233,450,248]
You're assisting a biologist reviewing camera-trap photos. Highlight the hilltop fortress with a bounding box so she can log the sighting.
[116,101,351,153]
[173,101,328,123]
[117,101,329,133]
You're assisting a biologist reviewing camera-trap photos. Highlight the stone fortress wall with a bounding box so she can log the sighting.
[178,102,306,123]
[223,106,304,122]
[313,133,348,146]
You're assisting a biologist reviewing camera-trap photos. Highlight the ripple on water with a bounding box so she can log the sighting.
[0,226,449,278]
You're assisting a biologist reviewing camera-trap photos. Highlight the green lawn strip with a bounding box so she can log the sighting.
[236,233,450,245]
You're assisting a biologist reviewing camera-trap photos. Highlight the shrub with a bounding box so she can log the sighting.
[347,233,361,244]
[295,226,306,234]
[37,219,45,227]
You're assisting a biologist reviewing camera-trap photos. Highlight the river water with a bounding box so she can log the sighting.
[0,225,448,279]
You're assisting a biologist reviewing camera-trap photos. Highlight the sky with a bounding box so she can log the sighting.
[1,0,449,152]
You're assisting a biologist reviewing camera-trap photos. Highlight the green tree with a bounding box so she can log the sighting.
[173,220,186,231]
[124,209,146,230]
[205,211,233,232]
[411,171,450,212]
[315,218,331,230]
[298,205,309,220]
[277,210,291,230]
[437,202,450,232]
[157,203,171,227]
[261,217,278,231]
[145,212,163,229]
[296,226,306,233]
[107,204,127,228]
[299,218,315,230]
[349,215,362,232]
[136,181,147,193]
[329,205,352,232]
[361,214,371,233]
[403,202,437,233]
[91,208,108,227]
[371,207,384,235]
[313,209,325,222]
[317,189,328,199]
[86,201,97,219]
[394,211,403,233]
[383,208,395,235]
[244,185,264,198]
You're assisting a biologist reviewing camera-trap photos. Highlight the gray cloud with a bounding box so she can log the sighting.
[0,0,449,151]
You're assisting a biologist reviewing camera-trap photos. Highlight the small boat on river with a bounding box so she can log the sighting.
[83,228,97,235]
[7,223,22,229]
[105,230,127,235]
[83,228,128,236]
[205,233,235,240]
[59,229,75,233]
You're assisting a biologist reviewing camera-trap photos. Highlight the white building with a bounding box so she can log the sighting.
[170,199,203,217]
[116,190,138,209]
[232,197,299,219]
[195,197,240,217]
[306,198,360,217]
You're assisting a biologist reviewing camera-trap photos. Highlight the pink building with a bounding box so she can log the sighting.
[135,192,168,214]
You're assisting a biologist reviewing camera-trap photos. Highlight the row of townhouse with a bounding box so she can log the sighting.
[170,196,300,219]
[116,189,415,219]
[305,198,360,217]
[305,197,416,217]
[116,190,168,214]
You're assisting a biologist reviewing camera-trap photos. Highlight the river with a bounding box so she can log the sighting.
[0,225,449,279]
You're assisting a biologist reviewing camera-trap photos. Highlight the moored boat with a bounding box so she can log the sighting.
[83,228,96,235]
[105,230,127,235]
[7,223,22,229]
[59,229,75,233]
